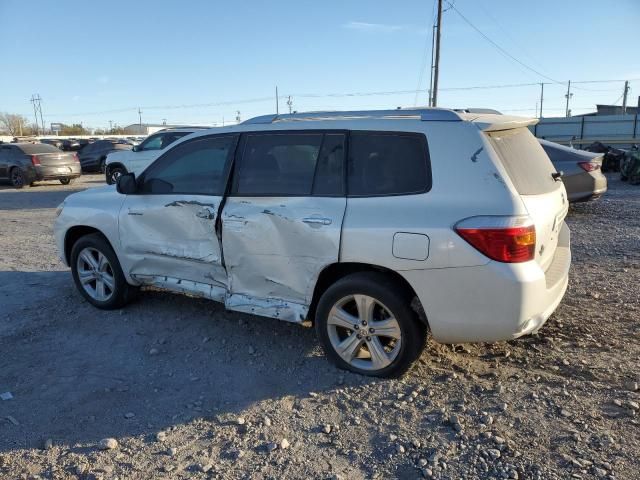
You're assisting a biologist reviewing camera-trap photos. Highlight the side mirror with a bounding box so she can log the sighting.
[116,172,138,194]
[132,145,140,152]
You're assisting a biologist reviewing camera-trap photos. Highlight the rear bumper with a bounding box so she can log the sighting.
[402,222,571,343]
[564,171,607,202]
[34,164,82,181]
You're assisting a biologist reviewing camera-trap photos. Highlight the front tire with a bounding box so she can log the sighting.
[70,233,137,309]
[60,178,73,185]
[315,272,426,378]
[10,168,26,189]
[106,166,126,185]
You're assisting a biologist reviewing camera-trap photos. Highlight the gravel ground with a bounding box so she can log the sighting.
[0,174,638,480]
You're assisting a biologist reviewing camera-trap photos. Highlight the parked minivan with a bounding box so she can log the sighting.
[54,109,571,377]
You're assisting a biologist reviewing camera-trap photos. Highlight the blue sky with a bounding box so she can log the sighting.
[1,0,639,130]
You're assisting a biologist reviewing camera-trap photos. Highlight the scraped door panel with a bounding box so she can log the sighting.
[117,133,239,301]
[119,194,227,300]
[221,196,346,322]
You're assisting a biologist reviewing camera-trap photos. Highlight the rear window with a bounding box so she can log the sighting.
[17,144,61,154]
[488,128,558,195]
[348,132,430,196]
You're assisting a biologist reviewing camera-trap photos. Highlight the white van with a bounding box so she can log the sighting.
[54,109,570,377]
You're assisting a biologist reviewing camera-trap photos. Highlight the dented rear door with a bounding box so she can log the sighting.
[118,134,238,300]
[221,131,346,322]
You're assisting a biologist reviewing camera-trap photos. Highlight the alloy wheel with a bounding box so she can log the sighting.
[326,294,402,371]
[76,247,116,301]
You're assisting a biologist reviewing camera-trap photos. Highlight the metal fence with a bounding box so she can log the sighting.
[531,114,640,148]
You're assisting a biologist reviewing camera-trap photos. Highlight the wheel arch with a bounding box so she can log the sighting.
[64,225,112,265]
[308,262,428,327]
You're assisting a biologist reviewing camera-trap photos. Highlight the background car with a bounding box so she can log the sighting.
[0,143,81,188]
[104,128,201,184]
[539,139,607,202]
[40,138,64,149]
[78,139,132,173]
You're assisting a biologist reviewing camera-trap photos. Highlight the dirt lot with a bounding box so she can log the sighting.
[0,174,638,480]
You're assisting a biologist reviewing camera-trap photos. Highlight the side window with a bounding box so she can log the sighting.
[233,132,345,196]
[139,134,163,151]
[140,135,237,195]
[348,132,430,196]
[312,134,345,195]
[160,132,188,149]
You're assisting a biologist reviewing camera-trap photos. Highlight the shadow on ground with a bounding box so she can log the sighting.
[0,270,372,452]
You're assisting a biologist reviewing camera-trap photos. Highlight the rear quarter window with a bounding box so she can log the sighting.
[488,128,558,195]
[348,132,430,196]
[17,144,61,155]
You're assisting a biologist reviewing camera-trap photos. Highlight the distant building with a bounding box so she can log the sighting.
[575,101,640,117]
[122,123,210,135]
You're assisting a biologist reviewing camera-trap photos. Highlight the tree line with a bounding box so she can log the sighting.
[0,112,125,136]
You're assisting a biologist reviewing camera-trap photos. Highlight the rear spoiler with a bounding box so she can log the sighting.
[466,114,539,132]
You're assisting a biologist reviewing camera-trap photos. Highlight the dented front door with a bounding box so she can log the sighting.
[221,131,347,322]
[118,134,238,301]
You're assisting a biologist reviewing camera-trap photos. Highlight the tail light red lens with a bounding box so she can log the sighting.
[455,216,536,263]
[578,162,600,172]
[31,155,41,166]
[73,153,80,163]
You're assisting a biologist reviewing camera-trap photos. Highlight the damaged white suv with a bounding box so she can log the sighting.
[54,109,571,377]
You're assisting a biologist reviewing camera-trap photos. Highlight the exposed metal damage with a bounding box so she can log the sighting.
[470,147,483,163]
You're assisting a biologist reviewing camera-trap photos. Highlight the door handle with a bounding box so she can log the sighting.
[302,217,332,226]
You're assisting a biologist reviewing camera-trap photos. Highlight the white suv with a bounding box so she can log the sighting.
[54,109,571,377]
[104,128,202,184]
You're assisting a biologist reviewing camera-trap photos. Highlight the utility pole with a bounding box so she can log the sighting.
[622,80,630,115]
[30,94,44,135]
[287,96,293,114]
[235,111,241,123]
[275,86,279,115]
[109,120,113,131]
[539,83,545,118]
[432,0,443,107]
[428,24,436,106]
[161,118,167,125]
[138,107,142,128]
[565,80,573,117]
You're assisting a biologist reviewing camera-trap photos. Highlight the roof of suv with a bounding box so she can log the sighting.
[239,108,538,132]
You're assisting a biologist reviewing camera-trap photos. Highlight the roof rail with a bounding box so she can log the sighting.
[454,108,503,115]
[242,108,462,125]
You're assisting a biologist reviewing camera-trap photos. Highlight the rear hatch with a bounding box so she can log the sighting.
[486,127,568,271]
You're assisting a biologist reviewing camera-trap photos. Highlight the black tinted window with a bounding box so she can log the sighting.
[17,144,61,154]
[348,132,430,196]
[161,132,188,148]
[312,134,345,195]
[234,133,323,195]
[140,135,237,195]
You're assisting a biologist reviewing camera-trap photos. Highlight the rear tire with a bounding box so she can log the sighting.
[10,168,26,189]
[60,178,73,185]
[70,233,138,309]
[315,272,426,378]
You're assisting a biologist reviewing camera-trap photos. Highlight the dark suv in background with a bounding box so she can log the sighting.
[78,140,132,172]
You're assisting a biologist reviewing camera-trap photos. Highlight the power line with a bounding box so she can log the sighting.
[26,78,640,120]
[446,2,564,85]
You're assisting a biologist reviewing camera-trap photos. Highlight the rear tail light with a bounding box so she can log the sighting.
[578,162,600,172]
[455,216,536,263]
[73,153,80,163]
[31,155,41,166]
